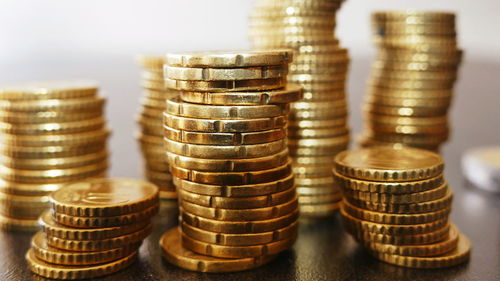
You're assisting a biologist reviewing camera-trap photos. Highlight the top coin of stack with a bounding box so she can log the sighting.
[334,146,471,268]
[249,0,350,216]
[0,80,110,232]
[360,11,463,151]
[160,50,302,273]
[136,55,177,200]
[26,178,159,280]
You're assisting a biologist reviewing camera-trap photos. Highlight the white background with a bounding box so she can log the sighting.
[1,0,499,177]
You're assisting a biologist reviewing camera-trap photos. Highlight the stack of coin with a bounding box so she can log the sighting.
[334,146,471,268]
[26,178,159,279]
[359,11,463,151]
[0,80,110,232]
[249,0,350,216]
[136,55,177,200]
[159,50,301,272]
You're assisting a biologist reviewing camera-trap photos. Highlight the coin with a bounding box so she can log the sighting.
[0,213,39,232]
[1,150,109,171]
[299,201,341,216]
[0,192,49,219]
[0,142,107,158]
[165,126,286,145]
[0,109,104,124]
[0,180,64,196]
[293,165,333,178]
[26,248,137,280]
[165,77,287,92]
[296,185,339,196]
[165,65,288,81]
[0,80,98,100]
[364,104,449,117]
[166,50,293,68]
[298,192,342,205]
[160,228,276,273]
[136,55,166,70]
[0,129,110,146]
[0,97,105,112]
[288,126,349,138]
[0,117,106,135]
[372,11,455,23]
[334,146,444,182]
[288,118,347,129]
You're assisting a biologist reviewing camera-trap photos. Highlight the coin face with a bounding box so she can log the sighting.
[166,50,293,68]
[50,178,159,217]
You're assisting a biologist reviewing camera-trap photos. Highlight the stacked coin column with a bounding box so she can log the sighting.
[26,178,159,279]
[0,81,110,232]
[359,11,462,151]
[136,56,177,200]
[249,0,350,216]
[334,146,471,268]
[159,50,302,273]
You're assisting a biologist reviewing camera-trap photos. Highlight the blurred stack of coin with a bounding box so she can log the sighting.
[360,11,463,151]
[26,178,159,279]
[0,80,110,232]
[159,50,301,272]
[249,0,350,216]
[136,55,177,200]
[334,146,471,268]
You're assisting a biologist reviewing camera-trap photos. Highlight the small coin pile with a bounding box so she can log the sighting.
[0,81,110,232]
[249,0,350,216]
[334,146,471,268]
[360,11,463,151]
[160,50,301,272]
[26,178,159,279]
[136,55,177,200]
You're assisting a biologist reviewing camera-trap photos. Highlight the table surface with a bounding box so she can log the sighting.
[1,58,499,281]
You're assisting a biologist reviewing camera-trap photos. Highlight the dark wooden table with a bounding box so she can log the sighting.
[1,59,499,281]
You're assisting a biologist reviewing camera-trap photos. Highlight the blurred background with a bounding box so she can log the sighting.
[1,0,499,178]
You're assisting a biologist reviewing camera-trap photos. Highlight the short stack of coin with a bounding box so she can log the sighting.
[26,178,159,279]
[136,55,177,200]
[0,81,110,232]
[159,50,301,273]
[249,0,350,216]
[334,146,471,268]
[359,11,463,151]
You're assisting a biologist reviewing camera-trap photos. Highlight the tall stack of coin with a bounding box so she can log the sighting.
[136,55,177,200]
[249,0,350,216]
[26,178,159,279]
[159,50,301,272]
[334,146,471,268]
[359,11,463,151]
[0,81,110,232]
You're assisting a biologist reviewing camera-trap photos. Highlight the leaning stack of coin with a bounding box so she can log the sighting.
[159,50,301,273]
[359,11,463,151]
[25,178,159,279]
[0,80,110,232]
[334,146,471,268]
[136,55,177,200]
[249,0,350,216]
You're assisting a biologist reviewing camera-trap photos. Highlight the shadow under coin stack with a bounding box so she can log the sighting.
[159,50,301,273]
[334,146,471,268]
[136,55,177,200]
[26,178,159,280]
[0,81,110,232]
[359,11,463,151]
[249,0,350,216]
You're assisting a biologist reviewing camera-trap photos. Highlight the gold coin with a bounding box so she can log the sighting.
[39,211,150,240]
[366,114,449,126]
[178,184,295,209]
[376,49,462,64]
[373,24,456,36]
[0,213,39,232]
[253,0,341,10]
[366,95,452,108]
[290,108,348,121]
[364,104,449,117]
[53,205,158,228]
[0,109,104,124]
[299,80,346,92]
[334,146,444,182]
[288,126,349,138]
[136,55,165,70]
[333,171,444,194]
[0,180,64,196]
[0,141,108,159]
[141,70,163,81]
[291,100,348,111]
[163,112,287,133]
[289,62,349,75]
[179,85,303,105]
[372,60,458,72]
[249,15,336,28]
[166,97,288,119]
[251,5,339,17]
[249,29,335,39]
[142,89,177,100]
[46,224,152,252]
[293,165,333,178]
[50,178,159,217]
[165,65,288,81]
[1,150,109,171]
[165,77,287,92]
[0,80,98,100]
[166,50,293,68]
[0,117,106,135]
[159,190,177,200]
[26,248,137,280]
[0,192,49,219]
[181,220,297,247]
[288,118,348,129]
[293,156,335,166]
[31,231,140,266]
[296,184,340,196]
[346,189,453,214]
[342,199,450,225]
[371,233,471,268]
[295,44,346,54]
[374,35,458,46]
[160,227,276,273]
[181,208,299,234]
[369,78,454,90]
[166,149,289,172]
[299,201,341,216]
[358,137,441,152]
[370,68,457,81]
[372,11,455,23]
[0,97,105,112]
[289,74,348,84]
[288,136,350,156]
[367,123,449,135]
[139,97,168,110]
[164,138,287,159]
[140,79,165,91]
[173,173,294,198]
[252,36,340,48]
[368,86,453,99]
[171,160,292,185]
[182,231,296,259]
[298,192,342,205]
[349,223,451,245]
[365,224,459,257]
[0,129,110,146]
